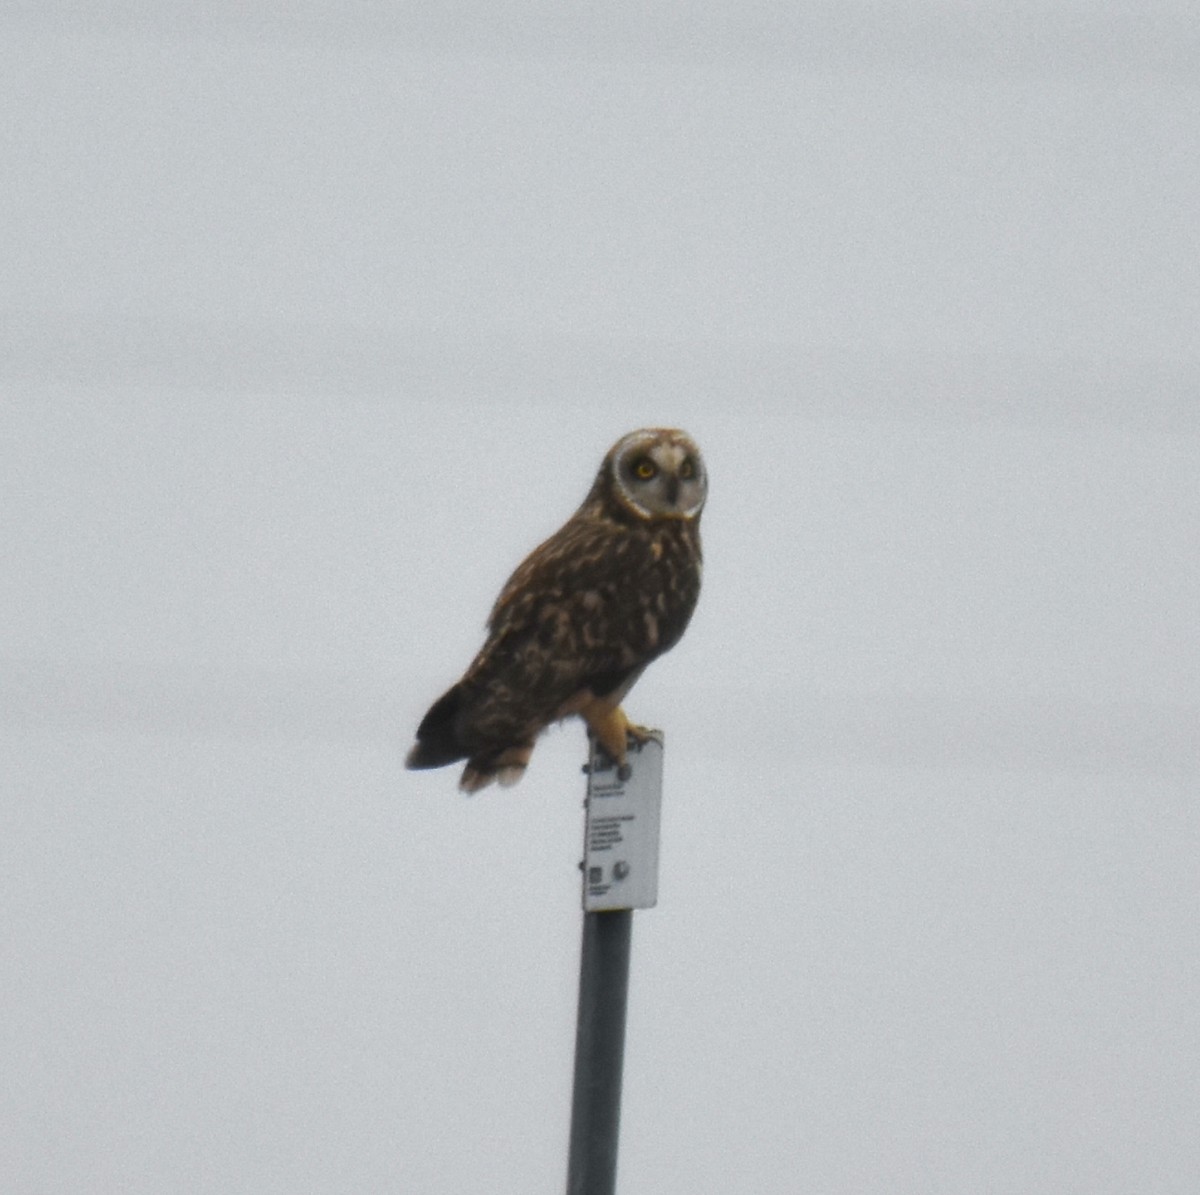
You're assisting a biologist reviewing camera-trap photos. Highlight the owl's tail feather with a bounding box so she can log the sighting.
[405,683,468,770]
[460,743,532,794]
[407,685,534,793]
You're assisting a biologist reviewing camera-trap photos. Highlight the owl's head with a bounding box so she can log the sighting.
[597,428,707,522]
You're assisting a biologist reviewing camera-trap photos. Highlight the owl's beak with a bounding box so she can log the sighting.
[665,476,680,505]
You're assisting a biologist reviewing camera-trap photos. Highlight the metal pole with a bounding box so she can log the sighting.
[566,908,632,1195]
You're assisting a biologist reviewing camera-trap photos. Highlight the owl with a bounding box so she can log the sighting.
[406,427,706,792]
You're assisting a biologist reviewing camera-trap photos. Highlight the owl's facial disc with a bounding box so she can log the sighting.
[610,429,707,521]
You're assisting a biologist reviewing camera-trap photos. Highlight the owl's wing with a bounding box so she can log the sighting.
[466,515,652,712]
[486,518,612,631]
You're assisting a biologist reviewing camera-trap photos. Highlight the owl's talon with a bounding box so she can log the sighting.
[617,762,633,782]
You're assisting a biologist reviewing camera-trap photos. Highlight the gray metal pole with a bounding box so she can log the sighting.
[566,908,632,1195]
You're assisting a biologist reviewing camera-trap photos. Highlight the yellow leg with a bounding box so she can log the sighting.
[581,701,650,766]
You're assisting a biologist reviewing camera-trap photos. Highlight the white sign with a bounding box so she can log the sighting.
[581,731,664,912]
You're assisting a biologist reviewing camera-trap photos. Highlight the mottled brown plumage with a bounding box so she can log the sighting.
[406,428,706,792]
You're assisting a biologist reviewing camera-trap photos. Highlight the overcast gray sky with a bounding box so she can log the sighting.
[3,5,1198,1193]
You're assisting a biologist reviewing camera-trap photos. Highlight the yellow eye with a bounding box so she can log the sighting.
[634,458,657,480]
[680,458,695,480]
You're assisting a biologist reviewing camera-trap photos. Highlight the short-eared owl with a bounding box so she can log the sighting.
[406,428,706,792]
